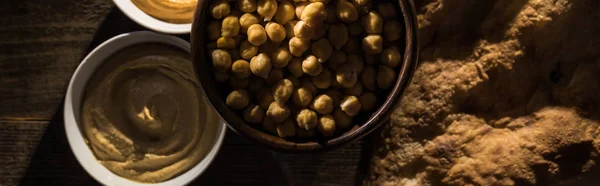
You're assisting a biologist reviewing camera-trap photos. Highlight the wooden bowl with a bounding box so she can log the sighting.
[191,0,419,152]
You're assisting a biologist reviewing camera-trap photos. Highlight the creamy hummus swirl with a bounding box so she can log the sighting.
[81,43,217,183]
[132,0,197,23]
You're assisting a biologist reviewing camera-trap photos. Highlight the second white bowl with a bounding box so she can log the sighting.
[114,0,193,34]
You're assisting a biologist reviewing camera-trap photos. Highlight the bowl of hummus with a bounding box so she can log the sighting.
[64,31,227,185]
[113,0,198,34]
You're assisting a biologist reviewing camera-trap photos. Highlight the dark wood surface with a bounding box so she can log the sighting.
[0,0,370,185]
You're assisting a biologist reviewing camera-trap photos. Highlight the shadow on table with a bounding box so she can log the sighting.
[19,7,371,186]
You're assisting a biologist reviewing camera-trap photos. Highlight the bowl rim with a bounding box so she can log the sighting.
[191,0,419,152]
[113,0,192,34]
[64,31,227,185]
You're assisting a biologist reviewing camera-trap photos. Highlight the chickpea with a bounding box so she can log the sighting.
[208,21,222,40]
[313,24,329,41]
[211,0,231,19]
[354,0,369,5]
[348,21,363,37]
[247,24,268,46]
[333,109,352,129]
[325,5,338,24]
[214,70,230,82]
[361,66,377,91]
[340,96,361,116]
[312,68,331,89]
[292,87,313,107]
[360,92,377,111]
[343,38,360,54]
[330,69,343,88]
[217,37,236,49]
[309,0,329,3]
[377,66,396,90]
[267,102,291,123]
[266,68,284,85]
[362,35,383,55]
[384,20,403,42]
[328,51,347,69]
[293,21,314,40]
[311,38,333,63]
[381,46,401,68]
[229,76,249,89]
[262,117,277,134]
[277,119,297,137]
[250,53,272,79]
[297,128,316,138]
[265,22,286,43]
[362,11,383,34]
[222,16,240,37]
[352,0,371,16]
[295,2,310,19]
[318,115,336,137]
[240,40,259,60]
[243,104,264,124]
[270,47,292,68]
[311,94,334,114]
[248,77,265,92]
[302,55,323,76]
[345,82,363,96]
[289,37,310,57]
[257,0,278,21]
[237,0,257,13]
[231,60,252,78]
[226,90,251,110]
[336,63,358,88]
[301,77,319,95]
[301,2,327,25]
[328,24,349,50]
[377,2,397,20]
[257,88,275,109]
[296,109,318,130]
[336,0,358,23]
[365,55,378,65]
[212,49,232,72]
[240,15,260,35]
[288,58,304,77]
[324,89,343,106]
[273,79,294,104]
[284,20,298,39]
[274,0,295,24]
[347,55,364,73]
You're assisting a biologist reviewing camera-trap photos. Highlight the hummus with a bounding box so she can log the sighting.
[81,43,218,183]
[132,0,197,24]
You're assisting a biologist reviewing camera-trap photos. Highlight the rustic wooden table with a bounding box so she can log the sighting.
[0,1,371,185]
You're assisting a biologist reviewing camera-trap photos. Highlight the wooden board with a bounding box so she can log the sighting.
[0,0,113,120]
[0,120,367,186]
[0,0,370,185]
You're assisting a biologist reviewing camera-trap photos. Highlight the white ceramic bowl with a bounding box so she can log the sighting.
[64,31,226,186]
[113,0,192,34]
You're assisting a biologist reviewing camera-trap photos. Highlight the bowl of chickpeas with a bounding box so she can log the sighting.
[191,0,418,152]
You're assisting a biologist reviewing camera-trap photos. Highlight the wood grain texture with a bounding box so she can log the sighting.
[0,0,369,185]
[0,0,113,120]
[0,119,367,186]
